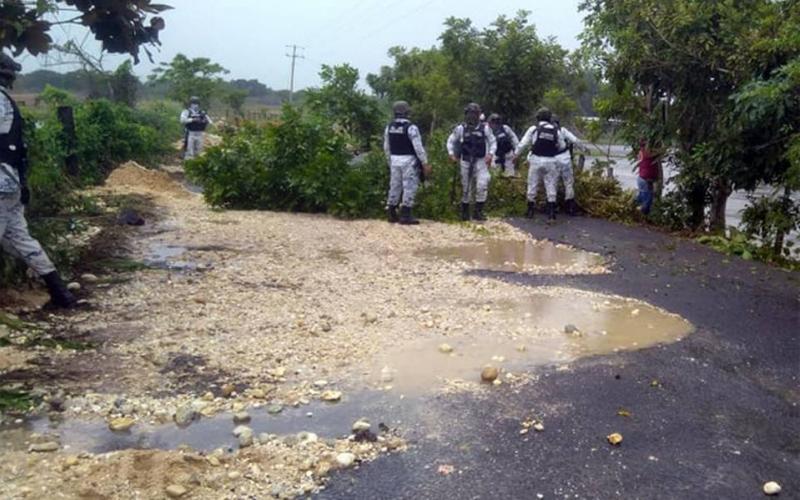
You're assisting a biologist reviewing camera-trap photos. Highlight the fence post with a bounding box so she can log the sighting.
[57,106,79,177]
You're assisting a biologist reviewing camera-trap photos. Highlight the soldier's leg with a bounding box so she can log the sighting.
[400,158,419,208]
[387,161,403,207]
[527,159,542,202]
[460,160,473,204]
[544,161,559,203]
[2,200,56,276]
[474,159,490,203]
[560,158,575,200]
[505,158,516,177]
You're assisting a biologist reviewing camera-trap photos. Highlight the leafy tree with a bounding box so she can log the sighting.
[110,60,139,107]
[305,64,384,150]
[149,54,229,107]
[580,0,799,232]
[223,88,248,117]
[0,0,170,62]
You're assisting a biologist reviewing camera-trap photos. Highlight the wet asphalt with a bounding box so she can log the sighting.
[319,216,800,500]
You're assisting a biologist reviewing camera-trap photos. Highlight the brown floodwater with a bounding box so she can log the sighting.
[418,239,605,273]
[371,292,693,394]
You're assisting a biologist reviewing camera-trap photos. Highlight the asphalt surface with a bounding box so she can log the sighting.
[320,215,800,500]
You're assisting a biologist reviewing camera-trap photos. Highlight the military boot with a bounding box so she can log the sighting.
[566,199,577,216]
[526,202,536,219]
[547,202,557,222]
[473,202,487,222]
[387,205,399,223]
[42,271,78,309]
[399,206,419,225]
[461,203,471,221]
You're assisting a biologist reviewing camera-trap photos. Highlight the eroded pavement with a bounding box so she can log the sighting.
[1,164,795,499]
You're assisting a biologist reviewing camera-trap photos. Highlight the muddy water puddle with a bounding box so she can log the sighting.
[419,239,605,273]
[0,391,406,455]
[372,292,693,394]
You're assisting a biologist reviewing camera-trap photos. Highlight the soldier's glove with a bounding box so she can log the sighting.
[20,186,31,206]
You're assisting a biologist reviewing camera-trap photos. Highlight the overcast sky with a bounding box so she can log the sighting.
[24,0,585,90]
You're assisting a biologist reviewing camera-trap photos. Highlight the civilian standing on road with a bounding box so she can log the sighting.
[0,53,77,308]
[180,96,211,160]
[447,103,497,222]
[383,101,431,225]
[515,107,566,222]
[488,114,519,177]
[634,139,661,216]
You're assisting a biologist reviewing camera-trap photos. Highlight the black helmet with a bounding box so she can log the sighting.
[551,113,561,126]
[189,96,201,105]
[536,107,552,123]
[464,102,481,125]
[0,53,22,87]
[392,100,410,118]
[488,113,501,124]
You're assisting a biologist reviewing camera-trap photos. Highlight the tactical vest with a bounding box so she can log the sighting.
[185,110,209,132]
[461,123,486,159]
[0,89,26,170]
[494,125,513,157]
[387,120,416,156]
[532,122,559,157]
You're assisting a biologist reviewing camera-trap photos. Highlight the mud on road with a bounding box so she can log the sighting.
[1,163,796,499]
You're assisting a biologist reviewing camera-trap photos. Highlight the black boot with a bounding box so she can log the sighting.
[547,202,557,222]
[474,202,487,222]
[526,201,536,219]
[399,206,420,225]
[387,205,399,223]
[566,199,577,216]
[42,271,77,309]
[461,203,471,221]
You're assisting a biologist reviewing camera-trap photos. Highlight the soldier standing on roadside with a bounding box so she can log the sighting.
[0,53,77,308]
[383,101,431,225]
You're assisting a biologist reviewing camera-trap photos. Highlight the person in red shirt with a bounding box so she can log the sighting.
[634,139,661,215]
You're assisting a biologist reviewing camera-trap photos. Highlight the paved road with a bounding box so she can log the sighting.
[320,216,799,500]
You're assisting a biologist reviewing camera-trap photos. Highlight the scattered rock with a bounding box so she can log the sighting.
[267,404,283,415]
[117,208,146,226]
[533,422,545,432]
[438,343,454,354]
[386,436,404,451]
[232,425,251,437]
[207,456,221,467]
[174,404,199,426]
[64,456,79,468]
[165,484,187,498]
[228,470,242,480]
[235,426,254,447]
[48,397,66,413]
[380,366,394,383]
[763,481,782,496]
[29,441,59,453]
[630,308,641,317]
[564,324,580,335]
[313,380,328,388]
[80,273,99,283]
[108,417,136,432]
[607,433,623,446]
[233,412,251,424]
[320,390,342,402]
[481,366,499,383]
[201,391,214,401]
[336,452,356,468]
[67,282,81,292]
[352,419,371,432]
[365,313,378,324]
[221,384,236,397]
[297,432,318,445]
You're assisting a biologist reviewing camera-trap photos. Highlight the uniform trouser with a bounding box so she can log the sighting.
[460,158,490,204]
[185,131,205,160]
[387,155,420,208]
[496,156,516,176]
[527,156,559,203]
[556,152,575,200]
[0,192,56,276]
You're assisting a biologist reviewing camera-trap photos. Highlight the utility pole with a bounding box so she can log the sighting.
[285,45,305,103]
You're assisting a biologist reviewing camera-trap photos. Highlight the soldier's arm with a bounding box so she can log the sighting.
[446,126,461,157]
[408,125,428,165]
[383,126,391,159]
[507,125,520,149]
[485,124,497,157]
[0,92,13,135]
[179,110,191,125]
[514,126,534,157]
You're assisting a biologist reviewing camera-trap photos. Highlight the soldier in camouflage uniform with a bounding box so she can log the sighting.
[383,101,431,225]
[515,107,566,222]
[0,53,76,308]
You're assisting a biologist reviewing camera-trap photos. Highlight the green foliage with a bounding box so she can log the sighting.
[110,60,139,107]
[0,0,169,60]
[305,64,384,151]
[150,54,229,107]
[223,89,248,117]
[573,169,640,223]
[697,230,761,262]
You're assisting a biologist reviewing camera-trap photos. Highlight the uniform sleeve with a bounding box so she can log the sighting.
[179,110,191,125]
[0,93,13,135]
[205,114,213,126]
[408,125,428,164]
[485,124,497,156]
[515,126,536,156]
[446,125,462,156]
[561,127,579,145]
[506,125,520,150]
[383,126,391,158]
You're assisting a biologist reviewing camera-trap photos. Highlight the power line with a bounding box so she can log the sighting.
[285,44,305,102]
